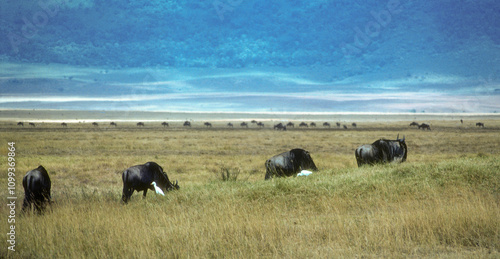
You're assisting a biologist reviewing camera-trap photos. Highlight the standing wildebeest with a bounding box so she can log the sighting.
[310,122,316,127]
[265,148,318,180]
[22,166,51,213]
[110,122,117,127]
[343,125,348,129]
[257,122,265,128]
[355,135,407,167]
[476,122,485,128]
[274,123,286,131]
[92,122,98,127]
[122,162,179,203]
[336,122,341,127]
[286,122,295,128]
[409,122,419,127]
[299,122,308,128]
[352,123,357,128]
[204,122,212,128]
[29,122,36,127]
[161,122,169,127]
[227,122,233,128]
[418,123,431,130]
[241,122,248,128]
[323,122,331,128]
[137,122,145,127]
[17,122,24,127]
[183,121,191,127]
[61,122,68,127]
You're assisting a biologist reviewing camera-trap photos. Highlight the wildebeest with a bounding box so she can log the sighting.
[310,122,316,127]
[110,122,117,127]
[352,123,357,128]
[61,122,67,127]
[299,122,308,128]
[183,121,191,127]
[92,122,98,127]
[274,123,286,131]
[204,122,212,128]
[286,122,295,128]
[343,125,348,129]
[418,123,431,130]
[355,135,407,167]
[22,166,51,213]
[476,122,485,128]
[29,122,36,127]
[323,122,330,128]
[17,122,24,127]
[122,162,179,203]
[161,122,169,127]
[409,122,419,127]
[241,122,248,128]
[265,148,318,180]
[227,122,233,128]
[336,122,341,127]
[257,122,265,128]
[137,122,145,127]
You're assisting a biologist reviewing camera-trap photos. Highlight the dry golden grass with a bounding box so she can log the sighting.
[0,119,499,258]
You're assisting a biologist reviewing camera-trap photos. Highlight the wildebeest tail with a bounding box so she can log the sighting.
[264,159,274,180]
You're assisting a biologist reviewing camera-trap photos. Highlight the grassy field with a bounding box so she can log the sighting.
[1,119,499,258]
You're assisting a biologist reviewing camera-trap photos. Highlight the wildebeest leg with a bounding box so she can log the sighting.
[122,187,133,203]
[22,193,32,212]
[142,189,148,199]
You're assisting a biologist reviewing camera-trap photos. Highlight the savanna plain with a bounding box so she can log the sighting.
[1,118,499,258]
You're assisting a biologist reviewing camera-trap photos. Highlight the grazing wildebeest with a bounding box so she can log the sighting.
[310,122,316,127]
[343,125,348,129]
[204,122,212,128]
[460,119,463,124]
[409,122,419,127]
[251,120,258,124]
[22,166,51,213]
[352,123,357,128]
[286,122,295,128]
[161,122,169,127]
[61,122,67,127]
[355,135,407,167]
[336,122,341,127]
[241,122,248,128]
[122,162,179,203]
[257,122,264,128]
[29,122,36,127]
[265,148,318,180]
[137,122,145,127]
[476,122,485,128]
[92,122,98,127]
[299,122,308,128]
[227,122,233,128]
[184,121,191,127]
[17,122,24,127]
[323,122,331,128]
[110,122,117,127]
[274,123,286,131]
[418,123,431,130]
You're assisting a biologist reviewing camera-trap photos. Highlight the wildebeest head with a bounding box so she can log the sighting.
[290,149,318,171]
[146,162,180,191]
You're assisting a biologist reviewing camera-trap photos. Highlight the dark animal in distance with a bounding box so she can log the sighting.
[476,122,485,128]
[310,122,316,127]
[92,122,98,127]
[22,165,51,213]
[355,135,407,167]
[336,122,341,127]
[409,122,419,127]
[352,123,357,128]
[323,122,330,128]
[418,123,431,130]
[286,122,295,128]
[161,122,169,127]
[17,122,24,126]
[227,123,233,128]
[460,119,463,124]
[274,123,286,131]
[183,121,191,127]
[61,122,67,127]
[137,122,145,127]
[240,122,248,128]
[257,122,265,128]
[343,125,348,129]
[299,122,308,128]
[204,122,212,127]
[122,162,179,203]
[265,148,318,180]
[29,122,36,127]
[110,122,117,127]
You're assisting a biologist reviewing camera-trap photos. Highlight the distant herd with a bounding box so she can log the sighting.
[18,118,486,214]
